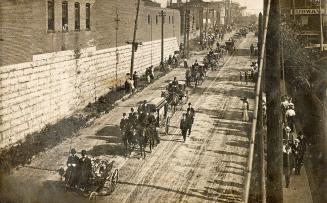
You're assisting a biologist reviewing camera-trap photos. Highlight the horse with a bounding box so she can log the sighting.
[135,125,147,159]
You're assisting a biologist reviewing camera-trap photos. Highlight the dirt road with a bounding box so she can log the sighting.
[104,35,256,203]
[3,34,256,203]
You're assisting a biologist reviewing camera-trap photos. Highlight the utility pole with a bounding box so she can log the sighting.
[265,0,283,203]
[257,12,266,203]
[150,16,153,66]
[183,0,188,58]
[159,10,167,69]
[130,0,141,78]
[319,0,324,52]
[205,4,208,39]
[292,0,296,21]
[114,8,120,89]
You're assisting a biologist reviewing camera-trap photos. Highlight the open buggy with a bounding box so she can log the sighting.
[59,158,119,201]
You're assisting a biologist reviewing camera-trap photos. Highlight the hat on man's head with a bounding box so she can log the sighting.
[71,148,76,154]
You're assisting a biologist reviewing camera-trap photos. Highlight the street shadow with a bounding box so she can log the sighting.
[222,160,247,168]
[160,138,184,143]
[233,49,251,56]
[96,125,120,137]
[206,149,248,158]
[118,181,217,202]
[191,86,254,99]
[87,143,125,157]
[207,179,244,189]
[189,186,242,202]
[225,140,249,149]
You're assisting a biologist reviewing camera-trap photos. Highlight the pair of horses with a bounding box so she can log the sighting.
[161,86,188,113]
[122,123,158,159]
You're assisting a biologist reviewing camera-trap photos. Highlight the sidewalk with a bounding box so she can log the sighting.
[281,79,313,203]
[282,166,313,203]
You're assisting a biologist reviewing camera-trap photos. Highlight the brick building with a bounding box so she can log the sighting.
[281,0,327,48]
[0,0,181,147]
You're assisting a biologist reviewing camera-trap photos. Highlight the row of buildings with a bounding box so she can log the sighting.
[0,0,250,147]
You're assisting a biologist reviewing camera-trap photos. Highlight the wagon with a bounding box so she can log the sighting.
[59,159,119,200]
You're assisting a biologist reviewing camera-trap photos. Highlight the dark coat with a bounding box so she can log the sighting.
[180,118,188,130]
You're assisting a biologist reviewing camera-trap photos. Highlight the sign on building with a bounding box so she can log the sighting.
[292,9,325,15]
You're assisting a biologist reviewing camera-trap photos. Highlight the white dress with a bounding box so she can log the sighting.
[242,102,249,121]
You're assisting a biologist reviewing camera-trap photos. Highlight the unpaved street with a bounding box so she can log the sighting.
[5,34,256,203]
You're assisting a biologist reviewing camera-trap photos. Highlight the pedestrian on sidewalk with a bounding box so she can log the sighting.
[149,66,155,80]
[250,44,254,56]
[145,68,151,84]
[292,138,303,175]
[286,104,296,132]
[133,71,139,88]
[241,97,249,122]
[240,71,243,84]
[283,140,293,188]
[180,113,188,142]
[244,71,248,85]
[297,131,308,165]
[184,59,188,69]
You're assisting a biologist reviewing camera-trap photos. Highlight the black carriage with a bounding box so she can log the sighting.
[59,159,119,200]
[142,97,170,135]
[225,40,235,54]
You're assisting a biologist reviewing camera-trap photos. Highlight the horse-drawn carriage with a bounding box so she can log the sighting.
[225,40,235,54]
[161,80,188,112]
[59,158,119,201]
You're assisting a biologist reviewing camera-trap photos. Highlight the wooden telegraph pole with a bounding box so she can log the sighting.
[130,0,141,78]
[115,8,120,88]
[183,0,189,58]
[265,0,283,202]
[319,0,324,52]
[159,10,167,69]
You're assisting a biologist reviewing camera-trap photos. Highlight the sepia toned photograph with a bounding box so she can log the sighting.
[0,0,326,202]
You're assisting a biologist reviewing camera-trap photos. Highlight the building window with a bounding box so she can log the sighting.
[75,2,80,31]
[156,15,158,24]
[172,16,174,24]
[148,14,151,24]
[62,1,68,31]
[86,3,91,30]
[48,0,55,31]
[169,16,171,24]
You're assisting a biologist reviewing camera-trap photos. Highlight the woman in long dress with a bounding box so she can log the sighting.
[242,97,249,121]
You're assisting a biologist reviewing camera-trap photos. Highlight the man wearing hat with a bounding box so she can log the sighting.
[180,113,189,142]
[79,150,92,190]
[66,148,80,188]
[187,103,195,135]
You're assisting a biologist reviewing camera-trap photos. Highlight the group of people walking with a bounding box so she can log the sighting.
[240,62,258,85]
[281,95,308,188]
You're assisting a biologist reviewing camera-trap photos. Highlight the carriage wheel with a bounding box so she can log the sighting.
[165,117,170,135]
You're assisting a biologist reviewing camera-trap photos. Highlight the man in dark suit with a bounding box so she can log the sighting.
[66,148,80,188]
[79,150,92,190]
[180,113,188,142]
